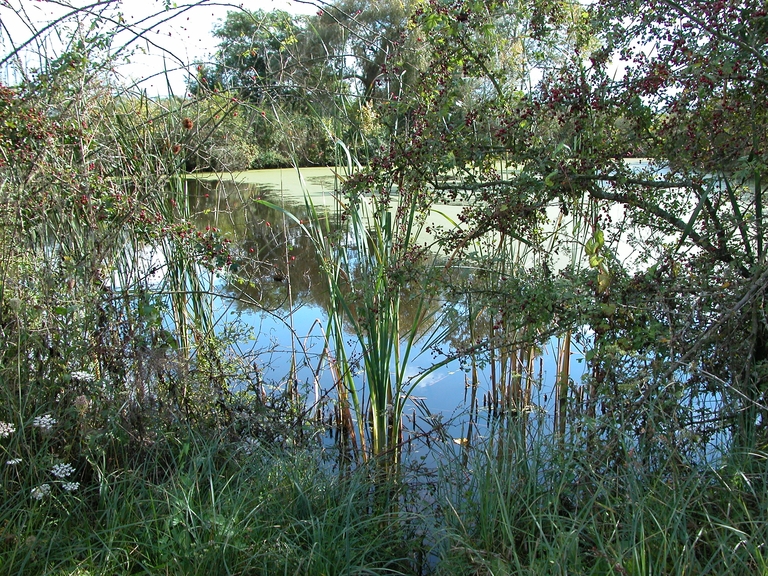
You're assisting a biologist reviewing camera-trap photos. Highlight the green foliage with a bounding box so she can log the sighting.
[3,0,768,573]
[307,0,419,102]
[0,430,421,575]
[189,9,301,103]
[0,0,276,512]
[347,0,768,456]
[435,424,768,575]
[188,0,421,168]
[180,91,334,171]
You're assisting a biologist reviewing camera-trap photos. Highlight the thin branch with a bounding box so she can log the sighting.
[659,0,768,69]
[432,174,695,192]
[655,264,768,396]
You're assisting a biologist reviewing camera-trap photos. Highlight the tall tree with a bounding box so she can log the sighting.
[305,0,418,102]
[190,9,301,103]
[348,0,768,454]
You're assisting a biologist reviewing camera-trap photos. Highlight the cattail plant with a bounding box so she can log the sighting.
[261,157,453,474]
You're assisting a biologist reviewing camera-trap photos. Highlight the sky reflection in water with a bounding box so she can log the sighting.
[189,168,588,449]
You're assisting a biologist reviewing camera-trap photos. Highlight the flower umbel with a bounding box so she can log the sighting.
[240,436,260,456]
[32,414,56,431]
[0,421,15,438]
[70,370,95,382]
[61,481,80,492]
[31,484,51,500]
[51,463,75,478]
[74,395,91,413]
[6,458,21,465]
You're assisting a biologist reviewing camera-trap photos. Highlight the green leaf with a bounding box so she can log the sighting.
[598,271,611,293]
[544,170,559,187]
[595,229,604,248]
[600,302,617,317]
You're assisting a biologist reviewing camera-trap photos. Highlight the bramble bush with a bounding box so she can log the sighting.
[0,25,290,509]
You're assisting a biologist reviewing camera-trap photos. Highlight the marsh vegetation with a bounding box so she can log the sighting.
[1,0,768,574]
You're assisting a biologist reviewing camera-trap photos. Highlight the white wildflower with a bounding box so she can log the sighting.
[0,421,15,438]
[6,458,21,465]
[31,484,51,500]
[51,463,75,478]
[240,436,259,456]
[61,481,80,492]
[70,370,95,382]
[32,414,56,431]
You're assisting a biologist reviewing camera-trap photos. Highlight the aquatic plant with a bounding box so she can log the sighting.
[260,161,452,472]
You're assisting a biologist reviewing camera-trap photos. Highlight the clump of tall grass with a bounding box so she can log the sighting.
[261,160,454,473]
[433,419,768,575]
[0,6,293,554]
[0,0,273,442]
[0,426,424,575]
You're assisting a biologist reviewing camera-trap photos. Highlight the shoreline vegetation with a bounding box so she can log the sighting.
[2,0,768,574]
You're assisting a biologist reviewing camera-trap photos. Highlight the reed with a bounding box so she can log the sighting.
[468,189,597,444]
[0,6,243,483]
[434,421,768,575]
[261,164,451,472]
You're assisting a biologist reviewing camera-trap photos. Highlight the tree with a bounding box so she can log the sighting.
[347,0,768,456]
[190,9,302,104]
[305,0,419,102]
[589,0,768,450]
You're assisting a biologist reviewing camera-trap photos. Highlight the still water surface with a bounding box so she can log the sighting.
[187,167,588,445]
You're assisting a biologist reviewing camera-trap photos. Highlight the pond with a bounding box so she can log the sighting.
[186,167,589,452]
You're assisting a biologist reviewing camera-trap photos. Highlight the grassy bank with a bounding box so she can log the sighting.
[0,427,421,575]
[3,419,767,575]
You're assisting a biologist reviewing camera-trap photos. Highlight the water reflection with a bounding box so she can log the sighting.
[186,169,584,453]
